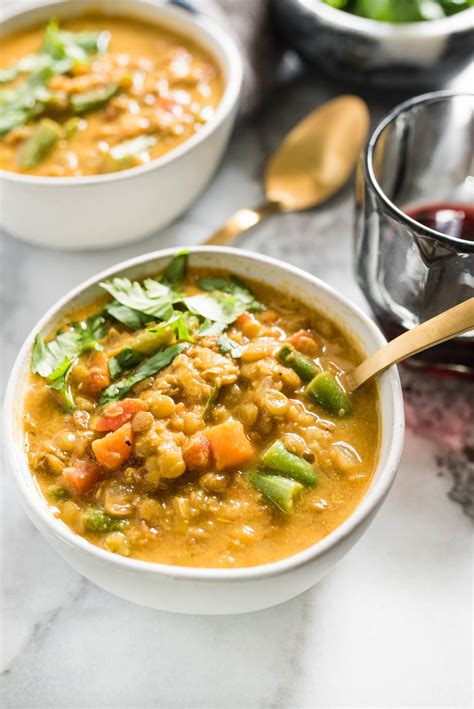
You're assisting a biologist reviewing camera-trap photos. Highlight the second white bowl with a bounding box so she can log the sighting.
[0,0,242,250]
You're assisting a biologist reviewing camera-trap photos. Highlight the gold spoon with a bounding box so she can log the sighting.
[205,95,370,246]
[346,298,474,392]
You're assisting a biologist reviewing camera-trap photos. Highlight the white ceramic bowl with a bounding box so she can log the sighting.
[0,0,242,249]
[272,0,474,87]
[4,247,405,614]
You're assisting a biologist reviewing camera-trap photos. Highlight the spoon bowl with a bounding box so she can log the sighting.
[266,96,369,211]
[206,95,369,245]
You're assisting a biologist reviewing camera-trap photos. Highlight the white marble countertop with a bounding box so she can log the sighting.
[1,65,473,707]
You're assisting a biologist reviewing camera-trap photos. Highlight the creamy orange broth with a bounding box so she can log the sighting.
[24,269,380,568]
[0,16,223,176]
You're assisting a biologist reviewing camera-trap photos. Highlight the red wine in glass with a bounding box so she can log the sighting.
[405,202,474,242]
[377,201,474,374]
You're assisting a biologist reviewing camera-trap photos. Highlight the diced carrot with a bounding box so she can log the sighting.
[258,309,278,325]
[92,423,133,471]
[82,351,111,397]
[183,434,212,470]
[158,96,176,112]
[63,460,102,496]
[234,312,262,339]
[287,329,319,357]
[234,312,252,330]
[204,419,255,471]
[92,398,148,432]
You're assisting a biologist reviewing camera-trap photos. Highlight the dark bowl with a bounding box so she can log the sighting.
[271,0,474,88]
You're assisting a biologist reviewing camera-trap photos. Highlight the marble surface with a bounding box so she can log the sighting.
[1,66,473,708]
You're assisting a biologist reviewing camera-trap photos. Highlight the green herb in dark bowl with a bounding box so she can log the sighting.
[321,0,473,21]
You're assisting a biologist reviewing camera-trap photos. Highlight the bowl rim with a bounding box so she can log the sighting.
[0,0,243,187]
[364,90,474,255]
[302,0,474,35]
[4,246,405,582]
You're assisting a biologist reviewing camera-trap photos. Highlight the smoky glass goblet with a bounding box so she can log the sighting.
[355,91,474,374]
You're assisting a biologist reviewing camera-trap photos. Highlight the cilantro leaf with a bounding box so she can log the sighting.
[32,329,84,378]
[0,67,55,135]
[48,358,76,410]
[108,347,144,380]
[99,277,174,321]
[31,314,108,408]
[108,312,192,380]
[197,319,227,337]
[0,18,108,134]
[104,302,153,331]
[160,251,188,287]
[73,315,108,350]
[184,292,248,325]
[42,17,88,64]
[148,312,193,343]
[100,343,187,403]
[217,335,243,358]
[198,276,264,313]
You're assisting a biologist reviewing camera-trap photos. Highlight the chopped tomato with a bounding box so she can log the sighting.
[82,351,111,398]
[287,329,319,357]
[183,434,212,470]
[92,398,148,432]
[63,460,102,496]
[92,423,133,471]
[204,419,255,471]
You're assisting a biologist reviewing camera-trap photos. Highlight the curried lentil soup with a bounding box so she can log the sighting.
[24,253,380,568]
[0,15,223,176]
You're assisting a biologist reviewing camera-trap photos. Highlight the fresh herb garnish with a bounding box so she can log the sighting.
[0,67,56,136]
[197,319,227,337]
[100,343,187,403]
[103,302,153,331]
[321,0,471,22]
[99,277,174,321]
[217,335,243,358]
[31,315,107,409]
[47,358,76,410]
[0,19,109,136]
[42,18,109,64]
[198,276,264,313]
[108,347,145,380]
[32,330,82,379]
[148,312,193,343]
[184,291,248,325]
[160,251,188,287]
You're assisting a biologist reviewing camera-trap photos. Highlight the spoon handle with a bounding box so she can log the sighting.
[347,298,474,392]
[204,201,281,245]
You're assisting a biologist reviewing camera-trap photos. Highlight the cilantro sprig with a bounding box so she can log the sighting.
[0,19,110,136]
[100,343,187,403]
[31,315,107,409]
[198,276,264,313]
